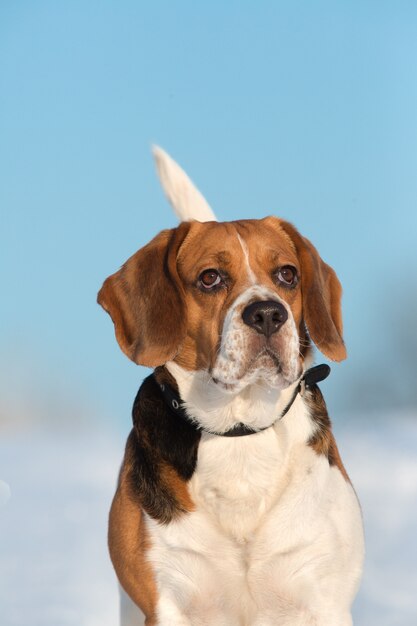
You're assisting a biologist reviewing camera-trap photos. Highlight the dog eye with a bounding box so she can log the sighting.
[199,269,223,289]
[276,266,297,286]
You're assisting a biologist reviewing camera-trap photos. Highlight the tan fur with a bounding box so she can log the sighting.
[309,423,350,483]
[159,463,196,513]
[274,218,347,361]
[98,223,191,367]
[109,432,158,625]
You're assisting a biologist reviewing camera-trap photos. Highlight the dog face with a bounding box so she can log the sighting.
[98,216,346,393]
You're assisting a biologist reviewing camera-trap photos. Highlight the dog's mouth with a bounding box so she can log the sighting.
[211,346,298,392]
[247,346,281,372]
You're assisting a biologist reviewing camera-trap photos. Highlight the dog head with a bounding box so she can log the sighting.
[98,215,346,393]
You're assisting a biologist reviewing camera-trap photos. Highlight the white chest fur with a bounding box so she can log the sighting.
[144,382,364,626]
[189,395,313,543]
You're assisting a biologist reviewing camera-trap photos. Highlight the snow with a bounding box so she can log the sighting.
[1,413,416,626]
[0,429,122,626]
[341,414,417,626]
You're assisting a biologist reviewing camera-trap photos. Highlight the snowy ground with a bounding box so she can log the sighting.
[341,413,417,626]
[1,413,417,626]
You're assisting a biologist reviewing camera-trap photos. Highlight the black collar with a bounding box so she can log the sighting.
[154,364,330,438]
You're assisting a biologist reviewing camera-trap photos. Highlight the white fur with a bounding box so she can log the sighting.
[166,280,301,434]
[167,360,300,435]
[237,234,257,285]
[212,286,300,392]
[145,385,364,625]
[152,145,217,223]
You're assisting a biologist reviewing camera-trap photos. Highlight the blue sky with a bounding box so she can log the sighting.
[1,1,416,426]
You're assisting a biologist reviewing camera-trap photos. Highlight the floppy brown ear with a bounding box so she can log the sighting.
[97,222,191,367]
[278,219,347,362]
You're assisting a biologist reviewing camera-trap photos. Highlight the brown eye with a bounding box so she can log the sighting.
[277,265,297,286]
[199,269,222,289]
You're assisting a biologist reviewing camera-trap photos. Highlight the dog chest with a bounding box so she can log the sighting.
[145,431,363,626]
[189,426,299,542]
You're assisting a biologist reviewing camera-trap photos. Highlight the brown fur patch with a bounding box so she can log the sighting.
[275,218,347,362]
[97,223,191,367]
[305,384,350,482]
[159,463,195,513]
[109,438,158,623]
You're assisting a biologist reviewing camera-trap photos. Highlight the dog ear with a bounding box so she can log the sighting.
[97,222,191,367]
[274,219,347,362]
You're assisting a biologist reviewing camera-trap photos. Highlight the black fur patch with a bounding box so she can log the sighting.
[126,372,201,524]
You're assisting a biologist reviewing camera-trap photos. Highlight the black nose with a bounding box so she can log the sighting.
[242,300,288,337]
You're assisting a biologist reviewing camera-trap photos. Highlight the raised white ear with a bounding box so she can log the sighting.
[152,145,217,223]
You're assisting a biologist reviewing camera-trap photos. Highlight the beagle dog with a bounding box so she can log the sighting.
[98,148,364,626]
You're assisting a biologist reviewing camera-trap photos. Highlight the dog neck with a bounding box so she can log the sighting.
[166,361,304,435]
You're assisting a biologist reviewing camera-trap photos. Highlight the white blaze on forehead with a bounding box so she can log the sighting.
[152,145,217,223]
[237,233,257,285]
